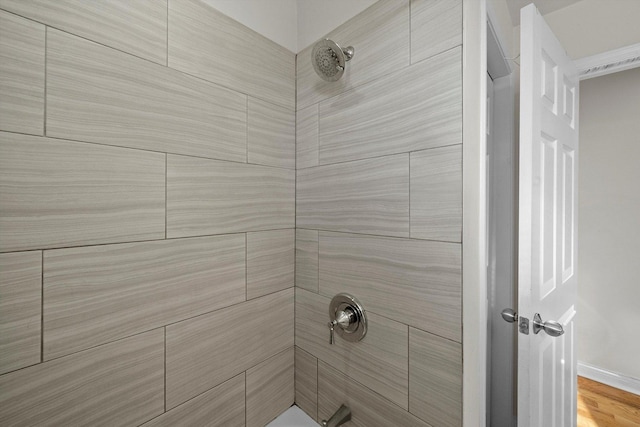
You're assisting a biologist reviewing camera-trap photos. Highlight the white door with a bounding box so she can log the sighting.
[518,4,579,427]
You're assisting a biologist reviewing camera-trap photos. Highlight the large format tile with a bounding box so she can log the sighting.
[0,0,167,64]
[297,154,409,237]
[43,235,246,360]
[319,232,462,342]
[247,229,295,300]
[0,11,44,135]
[0,251,41,375]
[167,155,295,238]
[295,289,408,409]
[47,29,247,162]
[296,104,319,169]
[248,98,295,169]
[409,328,462,427]
[295,347,318,420]
[246,348,295,427]
[168,0,295,109]
[166,288,294,409]
[410,0,462,64]
[297,0,410,110]
[0,133,165,252]
[143,374,245,427]
[410,145,462,242]
[295,229,319,293]
[318,361,430,427]
[0,330,164,427]
[318,47,462,165]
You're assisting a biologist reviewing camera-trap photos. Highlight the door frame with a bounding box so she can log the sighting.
[462,0,488,424]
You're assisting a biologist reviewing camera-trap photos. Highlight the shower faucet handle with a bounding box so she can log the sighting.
[328,320,336,344]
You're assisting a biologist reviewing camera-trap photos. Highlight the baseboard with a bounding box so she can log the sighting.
[578,362,640,395]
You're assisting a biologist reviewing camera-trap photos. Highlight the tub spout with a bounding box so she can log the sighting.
[321,404,351,427]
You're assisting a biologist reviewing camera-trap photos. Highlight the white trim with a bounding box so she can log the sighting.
[462,0,488,425]
[578,362,640,396]
[575,43,640,80]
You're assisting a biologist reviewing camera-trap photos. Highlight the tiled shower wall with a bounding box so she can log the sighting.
[294,1,464,426]
[0,1,295,426]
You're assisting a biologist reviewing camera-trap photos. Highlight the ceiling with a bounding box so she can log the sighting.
[507,0,583,25]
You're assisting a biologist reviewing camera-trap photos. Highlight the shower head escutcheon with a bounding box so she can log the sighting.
[311,39,355,82]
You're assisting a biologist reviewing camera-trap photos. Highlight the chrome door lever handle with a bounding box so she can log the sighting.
[532,313,564,337]
[501,308,518,323]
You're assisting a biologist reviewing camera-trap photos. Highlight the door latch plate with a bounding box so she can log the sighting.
[519,316,529,335]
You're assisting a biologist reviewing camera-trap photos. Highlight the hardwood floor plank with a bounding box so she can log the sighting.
[577,376,640,427]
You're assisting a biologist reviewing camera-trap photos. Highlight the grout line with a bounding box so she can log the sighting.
[245,233,248,301]
[43,26,47,136]
[35,287,293,366]
[296,228,461,245]
[297,142,463,171]
[164,326,167,413]
[165,154,168,239]
[0,228,295,255]
[40,250,44,363]
[246,96,249,163]
[0,129,295,172]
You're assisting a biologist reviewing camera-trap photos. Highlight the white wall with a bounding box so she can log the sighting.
[200,0,299,52]
[200,0,377,53]
[578,67,640,381]
[296,0,377,52]
[513,0,640,60]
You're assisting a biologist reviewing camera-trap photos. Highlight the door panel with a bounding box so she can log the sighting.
[519,4,579,426]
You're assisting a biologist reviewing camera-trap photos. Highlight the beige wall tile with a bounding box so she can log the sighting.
[319,232,462,342]
[43,235,246,360]
[143,374,245,427]
[0,133,165,252]
[318,47,462,165]
[168,0,295,109]
[295,346,318,420]
[0,330,164,426]
[297,0,410,110]
[0,251,41,375]
[318,361,429,427]
[0,11,44,135]
[295,289,408,408]
[166,288,294,409]
[246,347,295,427]
[167,155,295,238]
[247,229,294,300]
[0,0,167,64]
[409,327,462,427]
[296,104,319,169]
[411,0,462,64]
[47,29,247,163]
[295,229,319,293]
[248,98,295,169]
[297,154,409,237]
[410,145,462,242]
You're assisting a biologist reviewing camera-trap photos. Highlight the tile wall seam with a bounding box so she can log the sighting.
[297,228,462,245]
[298,288,462,344]
[302,143,463,170]
[41,288,292,364]
[40,250,44,363]
[43,26,47,136]
[0,7,293,110]
[300,44,461,113]
[0,8,167,68]
[317,358,414,418]
[164,326,167,413]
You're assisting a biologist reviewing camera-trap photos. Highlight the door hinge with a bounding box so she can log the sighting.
[519,316,530,335]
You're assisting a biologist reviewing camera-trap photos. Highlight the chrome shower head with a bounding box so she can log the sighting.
[311,39,355,82]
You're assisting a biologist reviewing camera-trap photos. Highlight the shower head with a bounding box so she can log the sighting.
[311,39,355,82]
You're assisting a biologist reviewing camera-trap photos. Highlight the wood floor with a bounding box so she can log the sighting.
[577,376,640,426]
